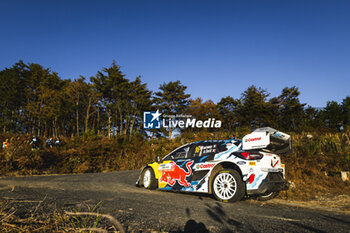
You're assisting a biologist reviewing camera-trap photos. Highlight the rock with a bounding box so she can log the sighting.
[289,181,296,189]
[341,171,350,182]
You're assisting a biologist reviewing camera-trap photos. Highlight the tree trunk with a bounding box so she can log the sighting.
[44,121,47,137]
[76,107,79,137]
[85,97,92,133]
[38,121,41,137]
[119,112,124,136]
[108,113,111,138]
[124,115,129,135]
[76,96,80,137]
[129,117,136,135]
[97,108,100,136]
[53,117,57,137]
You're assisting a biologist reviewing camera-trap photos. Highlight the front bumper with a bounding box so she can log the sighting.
[247,172,289,195]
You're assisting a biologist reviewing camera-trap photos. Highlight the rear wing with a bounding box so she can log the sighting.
[242,127,292,154]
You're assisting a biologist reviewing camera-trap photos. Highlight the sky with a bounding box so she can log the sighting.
[0,0,349,108]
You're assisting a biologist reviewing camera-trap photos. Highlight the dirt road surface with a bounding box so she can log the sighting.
[0,170,349,232]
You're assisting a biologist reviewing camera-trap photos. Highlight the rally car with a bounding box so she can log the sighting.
[136,127,291,202]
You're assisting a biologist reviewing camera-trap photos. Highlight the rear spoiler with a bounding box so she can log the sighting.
[242,127,292,154]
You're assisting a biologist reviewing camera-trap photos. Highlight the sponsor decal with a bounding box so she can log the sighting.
[214,144,237,159]
[249,174,255,184]
[194,145,217,156]
[249,161,256,166]
[202,145,216,154]
[244,137,262,142]
[248,174,263,189]
[159,161,194,187]
[158,163,174,171]
[195,163,216,170]
[272,160,279,168]
[195,146,200,153]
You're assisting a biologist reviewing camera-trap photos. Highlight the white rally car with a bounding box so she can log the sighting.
[136,127,291,202]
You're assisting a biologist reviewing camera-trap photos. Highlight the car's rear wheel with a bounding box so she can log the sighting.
[142,168,157,189]
[212,169,245,202]
[256,191,279,201]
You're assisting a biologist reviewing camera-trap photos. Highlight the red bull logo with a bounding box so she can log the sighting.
[159,161,194,187]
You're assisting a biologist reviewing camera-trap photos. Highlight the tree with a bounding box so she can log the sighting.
[217,96,240,133]
[91,61,129,137]
[237,86,273,129]
[0,61,26,132]
[341,97,350,130]
[301,106,324,131]
[187,98,219,120]
[270,86,305,131]
[154,81,190,139]
[124,76,152,135]
[64,77,99,136]
[91,61,152,136]
[186,98,220,132]
[323,101,343,131]
[23,63,68,136]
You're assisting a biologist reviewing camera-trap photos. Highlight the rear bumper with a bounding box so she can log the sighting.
[247,172,289,195]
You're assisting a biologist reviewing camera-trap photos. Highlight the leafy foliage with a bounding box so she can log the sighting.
[0,61,349,137]
[153,80,191,138]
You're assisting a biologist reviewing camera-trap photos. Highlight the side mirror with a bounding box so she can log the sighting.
[156,156,160,163]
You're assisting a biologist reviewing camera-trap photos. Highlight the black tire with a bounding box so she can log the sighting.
[256,191,279,201]
[212,169,245,202]
[141,167,158,190]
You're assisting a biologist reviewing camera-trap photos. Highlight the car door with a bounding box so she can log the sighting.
[189,142,218,184]
[157,144,194,190]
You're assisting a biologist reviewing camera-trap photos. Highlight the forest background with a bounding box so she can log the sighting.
[0,60,349,201]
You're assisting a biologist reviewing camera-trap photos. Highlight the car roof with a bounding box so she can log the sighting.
[191,139,241,145]
[162,139,242,160]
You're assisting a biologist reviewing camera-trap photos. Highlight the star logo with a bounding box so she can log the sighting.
[143,110,162,129]
[150,109,161,122]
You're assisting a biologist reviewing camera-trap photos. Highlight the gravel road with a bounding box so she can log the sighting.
[0,170,349,232]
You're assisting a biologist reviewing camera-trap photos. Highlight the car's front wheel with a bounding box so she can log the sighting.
[212,169,245,202]
[142,167,157,189]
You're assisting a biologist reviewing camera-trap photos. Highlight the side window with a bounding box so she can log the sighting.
[217,142,229,153]
[192,144,203,157]
[168,146,191,160]
[192,143,218,158]
[217,140,241,152]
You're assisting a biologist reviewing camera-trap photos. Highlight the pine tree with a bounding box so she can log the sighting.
[217,96,240,133]
[154,81,190,139]
[237,86,272,129]
[270,86,305,131]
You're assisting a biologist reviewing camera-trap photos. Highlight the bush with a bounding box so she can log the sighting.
[0,131,349,201]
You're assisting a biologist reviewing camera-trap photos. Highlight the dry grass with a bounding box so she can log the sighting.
[264,195,350,214]
[1,131,349,202]
[0,200,125,232]
[1,130,349,231]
